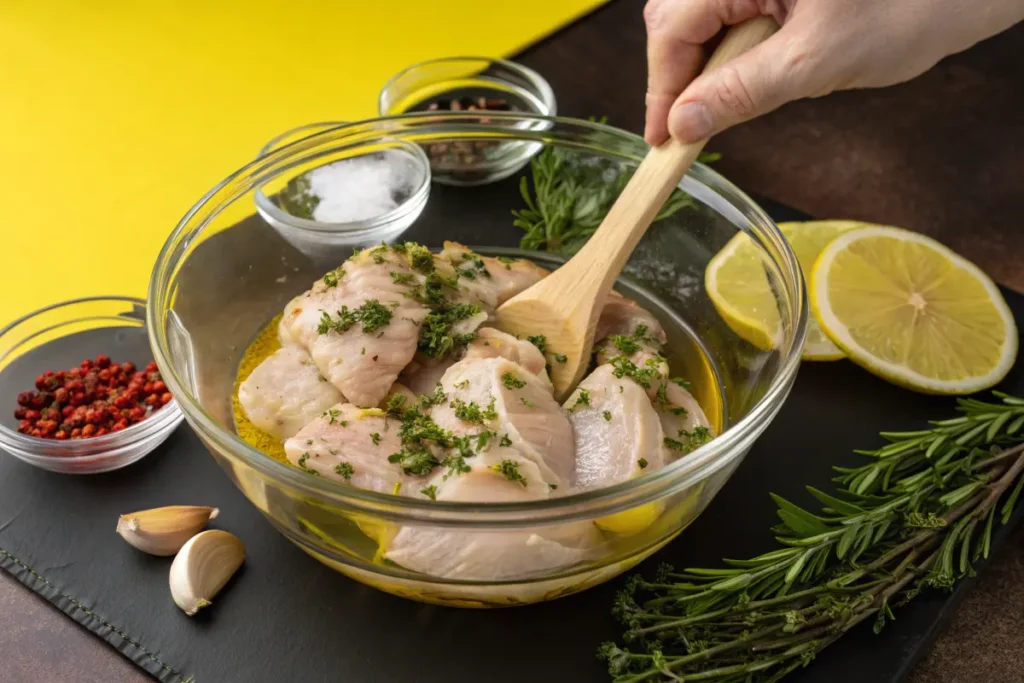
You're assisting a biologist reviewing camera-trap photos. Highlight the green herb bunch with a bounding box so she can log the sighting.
[600,392,1024,683]
[512,117,720,255]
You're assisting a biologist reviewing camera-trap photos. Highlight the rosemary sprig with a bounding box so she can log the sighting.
[512,117,720,254]
[600,392,1024,683]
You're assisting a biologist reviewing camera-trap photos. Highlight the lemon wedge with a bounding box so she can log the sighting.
[810,225,1018,394]
[595,500,666,535]
[706,220,866,360]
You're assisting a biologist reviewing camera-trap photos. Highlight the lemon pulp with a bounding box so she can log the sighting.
[706,220,866,360]
[810,226,1017,394]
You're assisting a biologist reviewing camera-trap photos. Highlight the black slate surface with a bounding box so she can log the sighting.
[1,191,1022,683]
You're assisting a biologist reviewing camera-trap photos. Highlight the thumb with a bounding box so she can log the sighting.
[668,28,819,143]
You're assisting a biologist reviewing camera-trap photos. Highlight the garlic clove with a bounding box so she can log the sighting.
[169,529,245,616]
[116,505,219,556]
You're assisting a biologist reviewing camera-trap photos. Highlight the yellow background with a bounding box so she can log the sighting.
[0,1,606,326]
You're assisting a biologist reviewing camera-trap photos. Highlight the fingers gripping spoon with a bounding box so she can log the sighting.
[495,17,779,401]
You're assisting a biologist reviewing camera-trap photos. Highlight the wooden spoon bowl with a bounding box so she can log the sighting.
[495,17,778,401]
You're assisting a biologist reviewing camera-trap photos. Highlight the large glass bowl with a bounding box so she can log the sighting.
[148,114,806,607]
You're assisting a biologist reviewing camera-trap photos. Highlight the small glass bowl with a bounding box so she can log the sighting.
[378,57,556,186]
[0,297,184,474]
[253,122,431,258]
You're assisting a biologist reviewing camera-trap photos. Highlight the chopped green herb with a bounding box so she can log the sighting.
[334,462,354,480]
[419,384,447,407]
[323,267,344,288]
[549,483,558,490]
[502,372,526,390]
[326,409,341,425]
[454,379,470,390]
[354,299,393,333]
[499,433,513,448]
[388,447,441,476]
[671,377,691,389]
[442,453,472,479]
[610,355,662,389]
[490,459,528,486]
[406,243,435,273]
[520,397,535,408]
[474,430,497,450]
[608,335,641,355]
[496,256,517,264]
[306,439,313,445]
[638,458,649,469]
[664,426,712,454]
[418,303,481,358]
[553,353,568,363]
[370,432,381,445]
[370,244,389,264]
[670,406,688,417]
[571,389,591,411]
[384,393,408,416]
[397,408,452,447]
[453,397,498,424]
[656,383,669,405]
[526,335,548,354]
[316,299,393,335]
[390,271,416,286]
[420,485,438,500]
[603,411,612,421]
[450,434,476,460]
[361,347,366,355]
[297,452,318,475]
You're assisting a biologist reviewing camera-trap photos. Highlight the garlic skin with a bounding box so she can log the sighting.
[116,506,219,556]
[169,530,245,616]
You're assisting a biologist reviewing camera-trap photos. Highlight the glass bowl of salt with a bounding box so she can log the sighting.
[253,122,431,257]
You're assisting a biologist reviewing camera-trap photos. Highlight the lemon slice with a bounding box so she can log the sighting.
[811,225,1018,394]
[706,220,865,360]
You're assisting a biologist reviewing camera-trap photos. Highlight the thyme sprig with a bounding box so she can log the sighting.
[512,117,720,255]
[601,392,1024,683]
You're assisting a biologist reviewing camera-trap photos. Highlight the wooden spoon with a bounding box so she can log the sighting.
[495,17,779,401]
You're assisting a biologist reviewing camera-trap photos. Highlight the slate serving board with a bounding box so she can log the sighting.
[1,185,1021,683]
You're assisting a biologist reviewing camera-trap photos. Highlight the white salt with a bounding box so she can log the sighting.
[305,150,421,224]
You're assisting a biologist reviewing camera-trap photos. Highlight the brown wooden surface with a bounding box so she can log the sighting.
[2,1,1022,681]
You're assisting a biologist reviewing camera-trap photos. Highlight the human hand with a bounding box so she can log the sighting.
[644,0,1024,145]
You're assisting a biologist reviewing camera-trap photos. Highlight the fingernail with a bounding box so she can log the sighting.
[669,102,713,142]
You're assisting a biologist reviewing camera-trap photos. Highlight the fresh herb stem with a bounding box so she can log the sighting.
[512,119,719,255]
[601,394,1024,683]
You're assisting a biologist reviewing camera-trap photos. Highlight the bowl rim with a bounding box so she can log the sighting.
[0,295,184,462]
[377,55,558,118]
[149,112,807,525]
[252,133,432,234]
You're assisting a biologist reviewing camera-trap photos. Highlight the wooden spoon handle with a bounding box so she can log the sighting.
[571,16,778,283]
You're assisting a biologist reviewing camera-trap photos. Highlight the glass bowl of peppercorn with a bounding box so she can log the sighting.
[379,57,557,186]
[0,297,184,474]
[149,113,805,606]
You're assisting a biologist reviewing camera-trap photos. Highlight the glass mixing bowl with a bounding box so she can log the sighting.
[148,114,806,607]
